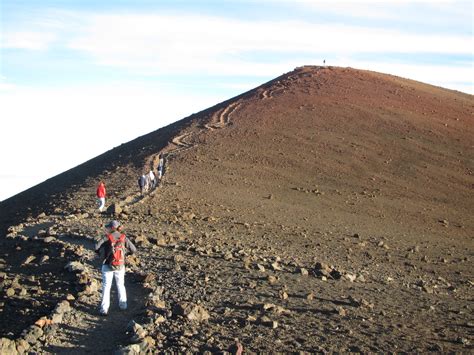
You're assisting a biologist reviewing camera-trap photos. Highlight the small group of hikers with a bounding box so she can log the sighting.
[138,154,165,195]
[95,154,166,212]
[92,155,164,315]
[138,170,156,194]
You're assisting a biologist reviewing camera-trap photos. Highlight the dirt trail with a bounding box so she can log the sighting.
[41,97,249,352]
[205,100,242,130]
[45,276,146,354]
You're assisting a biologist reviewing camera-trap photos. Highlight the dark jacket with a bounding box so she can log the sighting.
[95,231,137,269]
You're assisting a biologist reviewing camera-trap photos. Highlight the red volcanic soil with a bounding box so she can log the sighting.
[1,66,473,353]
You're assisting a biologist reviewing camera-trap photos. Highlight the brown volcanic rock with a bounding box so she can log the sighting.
[0,66,473,353]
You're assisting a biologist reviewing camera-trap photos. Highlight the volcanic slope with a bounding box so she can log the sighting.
[1,66,473,353]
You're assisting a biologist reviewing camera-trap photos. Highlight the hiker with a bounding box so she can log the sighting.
[148,170,156,189]
[139,174,147,195]
[157,155,164,180]
[144,173,151,193]
[95,220,136,316]
[96,181,106,212]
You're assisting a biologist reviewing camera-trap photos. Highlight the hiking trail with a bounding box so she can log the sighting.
[30,93,250,352]
[205,101,241,130]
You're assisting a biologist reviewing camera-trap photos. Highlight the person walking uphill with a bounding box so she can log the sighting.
[95,220,137,316]
[96,181,106,212]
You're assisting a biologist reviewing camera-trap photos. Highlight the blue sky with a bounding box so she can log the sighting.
[0,0,472,201]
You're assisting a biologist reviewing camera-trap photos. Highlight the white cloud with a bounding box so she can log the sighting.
[293,0,472,30]
[331,58,474,93]
[64,13,471,77]
[1,31,57,50]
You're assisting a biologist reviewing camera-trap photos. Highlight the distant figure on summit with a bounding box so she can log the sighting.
[95,220,136,316]
[96,181,106,212]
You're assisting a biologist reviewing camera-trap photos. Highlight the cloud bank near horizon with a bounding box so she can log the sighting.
[2,8,472,87]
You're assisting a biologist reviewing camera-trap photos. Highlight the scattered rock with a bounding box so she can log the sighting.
[0,337,17,354]
[336,306,347,317]
[182,212,196,221]
[23,255,36,265]
[267,275,278,284]
[35,318,53,328]
[64,261,86,273]
[314,262,332,278]
[128,321,147,342]
[116,343,142,355]
[134,235,150,247]
[259,316,278,328]
[271,262,282,271]
[173,254,184,263]
[344,273,357,282]
[422,285,434,294]
[174,302,210,322]
[456,337,469,345]
[15,338,30,354]
[299,267,309,276]
[147,295,166,311]
[22,325,43,344]
[156,238,167,247]
[83,279,99,294]
[139,273,156,284]
[51,300,71,323]
[438,219,449,227]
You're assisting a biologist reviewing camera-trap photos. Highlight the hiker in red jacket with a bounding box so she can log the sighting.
[96,181,106,212]
[95,220,136,316]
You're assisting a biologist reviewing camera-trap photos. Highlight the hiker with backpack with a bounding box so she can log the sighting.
[95,220,137,316]
[96,181,106,212]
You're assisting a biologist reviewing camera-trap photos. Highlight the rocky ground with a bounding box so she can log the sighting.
[0,66,473,353]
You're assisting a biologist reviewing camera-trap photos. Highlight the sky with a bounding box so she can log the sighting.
[0,0,472,201]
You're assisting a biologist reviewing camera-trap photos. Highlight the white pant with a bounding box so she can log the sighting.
[100,265,127,313]
[98,197,105,211]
